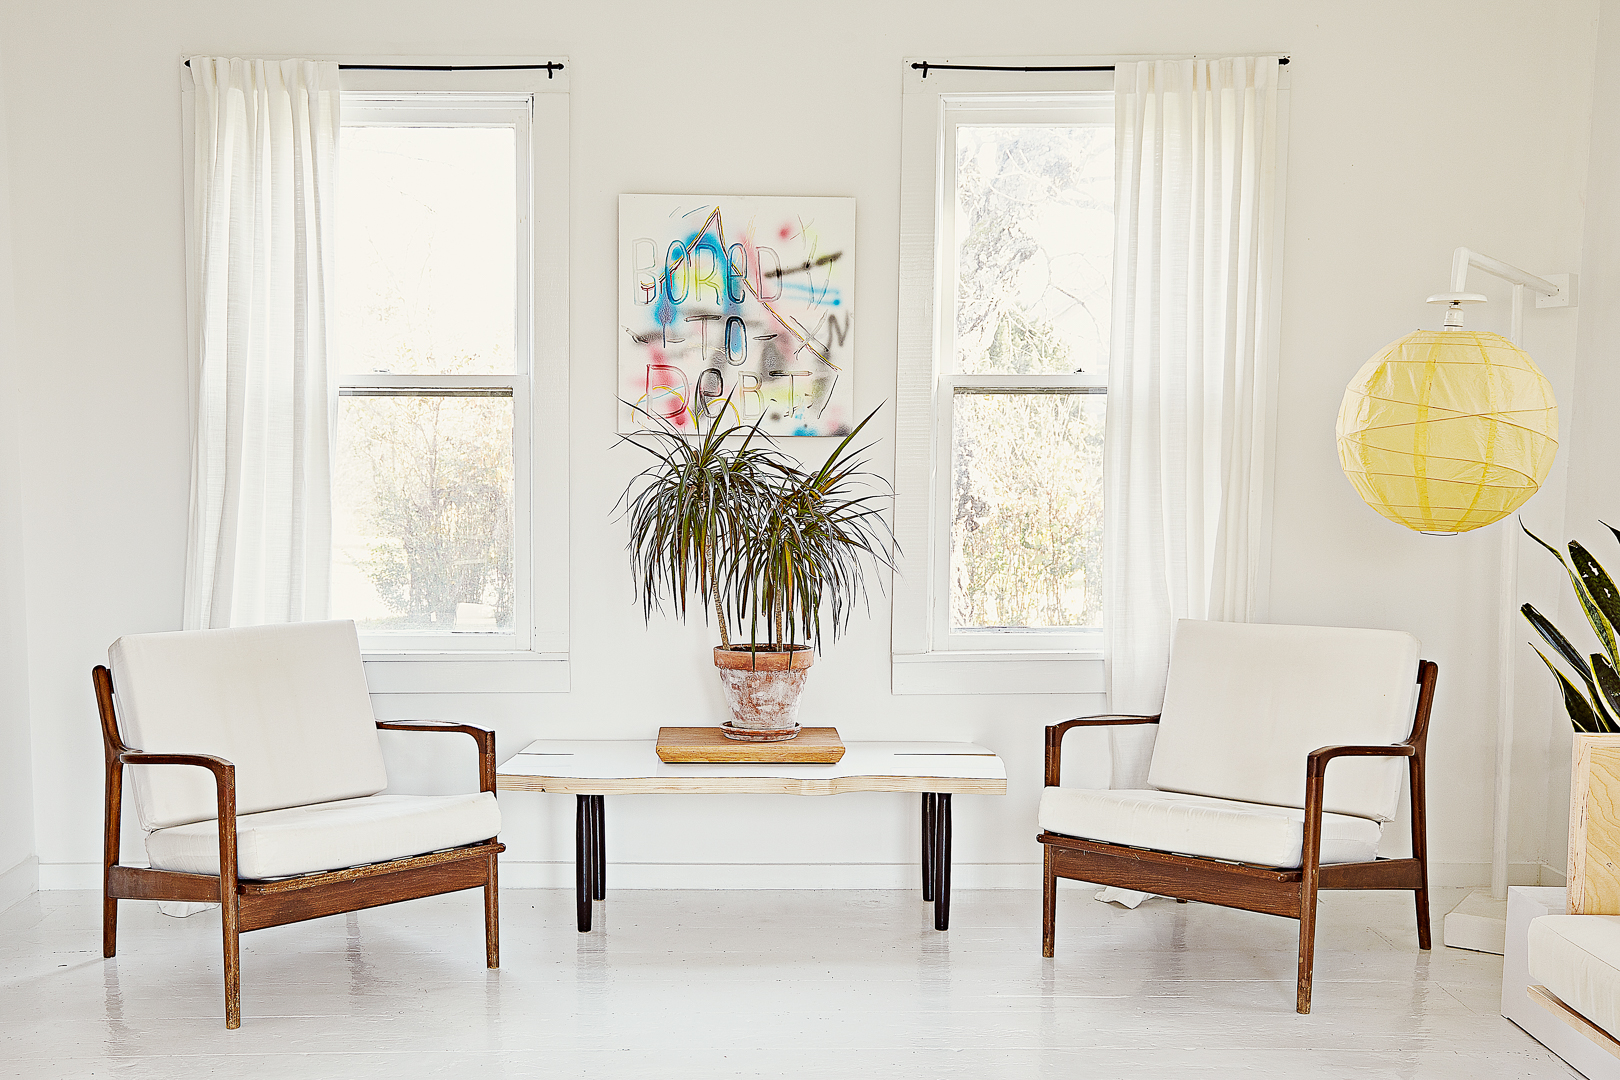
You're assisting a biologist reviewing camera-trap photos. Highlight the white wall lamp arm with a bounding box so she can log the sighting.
[1429,247,1571,344]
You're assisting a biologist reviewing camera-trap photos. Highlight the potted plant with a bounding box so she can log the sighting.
[617,404,897,741]
[1522,521,1620,914]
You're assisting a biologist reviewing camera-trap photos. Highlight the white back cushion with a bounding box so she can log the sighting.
[108,621,388,831]
[1146,620,1421,822]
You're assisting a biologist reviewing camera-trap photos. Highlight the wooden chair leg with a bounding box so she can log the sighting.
[1410,754,1432,951]
[1041,844,1057,958]
[221,888,241,1029]
[1296,884,1318,1014]
[102,753,122,959]
[1413,881,1432,952]
[102,894,118,959]
[484,850,501,968]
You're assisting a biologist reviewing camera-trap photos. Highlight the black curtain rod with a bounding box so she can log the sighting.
[912,58,1289,78]
[184,60,563,77]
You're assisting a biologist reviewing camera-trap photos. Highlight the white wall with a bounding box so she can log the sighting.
[0,0,1601,891]
[1549,0,1620,883]
[0,41,38,909]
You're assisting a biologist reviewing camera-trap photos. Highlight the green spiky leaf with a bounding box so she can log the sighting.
[1536,649,1612,734]
[1523,602,1618,730]
[615,400,898,652]
[1595,654,1620,728]
[1572,540,1620,668]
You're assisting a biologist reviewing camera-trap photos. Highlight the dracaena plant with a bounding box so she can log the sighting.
[1522,521,1620,733]
[616,402,898,651]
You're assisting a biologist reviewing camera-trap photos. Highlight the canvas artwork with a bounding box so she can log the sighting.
[618,194,855,436]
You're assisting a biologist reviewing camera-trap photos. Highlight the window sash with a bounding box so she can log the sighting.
[932,377,1105,651]
[928,96,1114,654]
[335,93,535,654]
[893,64,1116,692]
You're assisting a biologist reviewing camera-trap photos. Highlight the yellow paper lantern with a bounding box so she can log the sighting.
[1336,329,1558,534]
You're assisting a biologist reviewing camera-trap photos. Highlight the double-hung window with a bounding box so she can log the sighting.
[332,67,569,691]
[894,65,1114,694]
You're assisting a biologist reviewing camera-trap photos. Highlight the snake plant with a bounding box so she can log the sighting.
[616,402,897,651]
[1522,521,1620,733]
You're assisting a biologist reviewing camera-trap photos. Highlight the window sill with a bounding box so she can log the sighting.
[891,651,1104,696]
[362,652,568,694]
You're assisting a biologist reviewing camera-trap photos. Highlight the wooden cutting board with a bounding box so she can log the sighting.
[655,726,846,763]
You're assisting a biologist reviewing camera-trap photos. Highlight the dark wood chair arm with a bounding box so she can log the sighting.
[1298,742,1418,882]
[376,721,498,793]
[114,751,239,883]
[117,751,236,777]
[1044,714,1160,788]
[1304,743,1415,781]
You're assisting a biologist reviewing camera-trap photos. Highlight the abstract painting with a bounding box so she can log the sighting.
[618,194,855,436]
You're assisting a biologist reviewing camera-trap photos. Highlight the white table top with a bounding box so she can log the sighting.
[496,739,1008,796]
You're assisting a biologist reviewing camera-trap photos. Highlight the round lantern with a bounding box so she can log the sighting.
[1336,329,1558,535]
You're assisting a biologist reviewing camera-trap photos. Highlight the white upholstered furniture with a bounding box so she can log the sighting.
[95,621,503,1029]
[1504,887,1620,1077]
[1038,619,1437,1014]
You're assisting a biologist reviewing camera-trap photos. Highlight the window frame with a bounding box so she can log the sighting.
[932,98,1113,655]
[183,58,571,692]
[334,92,535,655]
[338,64,570,692]
[893,62,1115,696]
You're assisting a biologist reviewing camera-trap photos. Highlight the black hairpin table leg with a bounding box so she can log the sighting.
[575,794,592,932]
[592,795,606,901]
[933,793,952,931]
[922,793,937,902]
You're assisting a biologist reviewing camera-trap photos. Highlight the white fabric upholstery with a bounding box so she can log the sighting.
[1146,620,1421,822]
[1039,787,1382,869]
[108,622,388,831]
[1529,915,1620,1041]
[145,793,500,879]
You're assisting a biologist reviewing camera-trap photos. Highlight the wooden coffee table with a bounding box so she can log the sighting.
[496,739,1007,932]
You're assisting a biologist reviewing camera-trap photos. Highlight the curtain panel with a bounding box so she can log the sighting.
[1103,56,1283,716]
[182,57,341,629]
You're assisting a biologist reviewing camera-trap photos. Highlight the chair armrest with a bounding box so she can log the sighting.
[375,721,497,793]
[115,752,238,883]
[1305,742,1415,780]
[1298,743,1417,875]
[1045,714,1160,787]
[117,750,235,776]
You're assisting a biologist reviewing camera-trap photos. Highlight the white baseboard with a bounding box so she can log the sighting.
[31,857,1552,893]
[38,861,99,890]
[0,855,38,910]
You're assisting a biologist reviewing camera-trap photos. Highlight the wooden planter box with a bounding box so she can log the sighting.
[1568,733,1620,914]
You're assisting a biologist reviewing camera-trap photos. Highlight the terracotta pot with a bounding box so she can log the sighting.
[713,645,814,735]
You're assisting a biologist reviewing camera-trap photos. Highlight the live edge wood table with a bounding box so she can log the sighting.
[496,739,1007,932]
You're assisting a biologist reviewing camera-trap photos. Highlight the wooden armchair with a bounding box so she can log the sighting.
[1038,620,1438,1013]
[95,621,505,1029]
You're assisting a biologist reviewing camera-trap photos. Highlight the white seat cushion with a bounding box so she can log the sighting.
[109,622,389,831]
[145,793,501,880]
[1039,787,1383,868]
[1148,620,1421,822]
[1530,915,1620,1040]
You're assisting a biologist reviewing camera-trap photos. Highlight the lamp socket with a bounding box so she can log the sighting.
[1535,273,1578,309]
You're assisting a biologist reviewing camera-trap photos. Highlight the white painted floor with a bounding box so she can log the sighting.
[0,885,1579,1078]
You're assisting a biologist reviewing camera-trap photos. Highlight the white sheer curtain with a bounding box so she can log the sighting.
[182,58,341,629]
[1104,56,1283,717]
